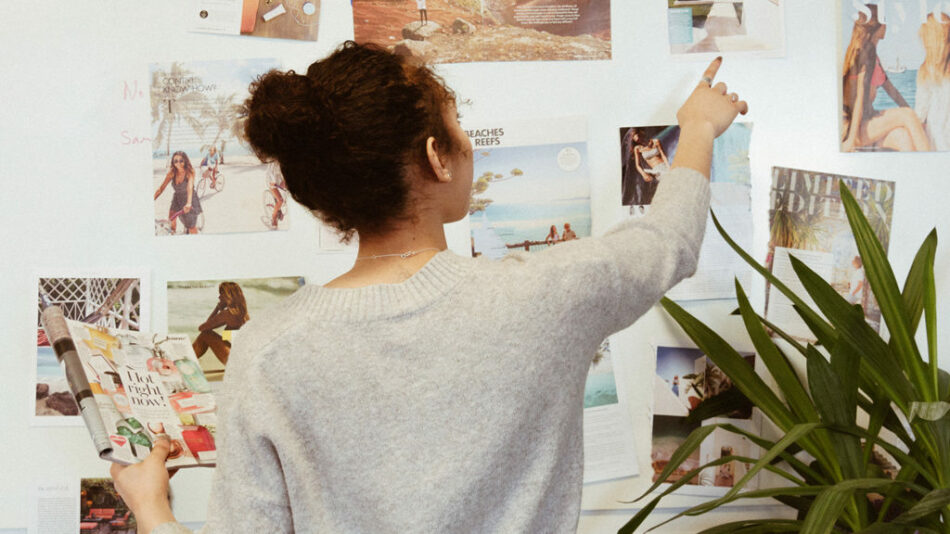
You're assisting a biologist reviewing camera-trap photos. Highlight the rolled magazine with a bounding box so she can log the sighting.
[39,305,217,467]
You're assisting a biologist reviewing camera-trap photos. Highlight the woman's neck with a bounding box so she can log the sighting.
[324,219,448,288]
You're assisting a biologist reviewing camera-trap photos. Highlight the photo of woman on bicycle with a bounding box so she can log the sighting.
[154,151,203,235]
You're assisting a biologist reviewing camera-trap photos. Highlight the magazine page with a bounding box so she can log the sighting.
[619,123,752,301]
[765,167,896,342]
[34,275,147,425]
[667,0,785,59]
[66,320,217,468]
[150,58,287,235]
[651,345,759,496]
[352,0,610,63]
[465,116,590,259]
[167,276,305,382]
[189,0,320,42]
[583,340,639,483]
[840,0,948,152]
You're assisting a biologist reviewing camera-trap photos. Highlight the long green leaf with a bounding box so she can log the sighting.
[893,488,950,523]
[685,386,749,424]
[922,231,939,402]
[661,297,797,432]
[899,229,937,338]
[710,210,835,342]
[698,520,804,534]
[839,183,934,401]
[788,254,915,411]
[802,478,912,534]
[716,423,828,485]
[806,345,864,481]
[735,280,818,425]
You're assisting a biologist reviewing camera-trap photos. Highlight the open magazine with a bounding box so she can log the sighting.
[40,306,216,468]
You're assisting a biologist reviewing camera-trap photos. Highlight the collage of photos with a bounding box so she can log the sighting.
[191,0,321,41]
[840,0,950,151]
[353,0,611,63]
[765,167,895,341]
[620,122,752,301]
[652,346,758,493]
[151,58,289,236]
[35,276,145,421]
[667,0,785,57]
[167,277,305,382]
[467,118,590,259]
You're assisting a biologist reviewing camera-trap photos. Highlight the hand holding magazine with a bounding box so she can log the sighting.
[40,306,217,468]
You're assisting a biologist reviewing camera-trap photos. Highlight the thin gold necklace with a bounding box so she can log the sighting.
[354,247,441,261]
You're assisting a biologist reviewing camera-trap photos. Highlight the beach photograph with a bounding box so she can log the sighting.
[469,141,590,259]
[35,277,142,420]
[841,0,950,151]
[667,0,784,56]
[353,0,611,63]
[651,415,701,484]
[584,339,618,409]
[167,277,304,381]
[151,58,288,235]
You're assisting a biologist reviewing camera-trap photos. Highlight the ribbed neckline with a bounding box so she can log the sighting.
[291,250,474,322]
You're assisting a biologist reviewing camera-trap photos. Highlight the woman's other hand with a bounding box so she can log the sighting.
[111,435,177,533]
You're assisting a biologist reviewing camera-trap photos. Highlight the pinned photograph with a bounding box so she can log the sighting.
[190,0,321,42]
[841,0,950,151]
[353,0,611,63]
[467,117,589,259]
[151,58,289,235]
[766,167,895,340]
[167,277,304,381]
[35,276,145,421]
[651,346,757,491]
[80,478,135,533]
[619,123,752,300]
[667,0,785,57]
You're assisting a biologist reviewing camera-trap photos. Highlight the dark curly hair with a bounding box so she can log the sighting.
[243,41,460,241]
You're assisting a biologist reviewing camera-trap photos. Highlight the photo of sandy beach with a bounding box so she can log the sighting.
[151,58,287,235]
[167,276,304,381]
[35,277,143,420]
[469,141,590,259]
[353,0,611,63]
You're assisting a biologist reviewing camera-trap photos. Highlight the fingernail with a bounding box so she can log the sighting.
[716,56,723,62]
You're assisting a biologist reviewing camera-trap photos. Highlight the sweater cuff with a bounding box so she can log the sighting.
[152,522,194,534]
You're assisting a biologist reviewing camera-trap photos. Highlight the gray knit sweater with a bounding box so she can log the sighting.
[154,167,709,534]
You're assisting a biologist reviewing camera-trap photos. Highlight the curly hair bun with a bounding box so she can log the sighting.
[244,70,329,162]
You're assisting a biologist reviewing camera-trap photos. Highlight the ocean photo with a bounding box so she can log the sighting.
[470,142,590,258]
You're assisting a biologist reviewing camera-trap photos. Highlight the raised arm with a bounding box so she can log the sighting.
[882,76,910,108]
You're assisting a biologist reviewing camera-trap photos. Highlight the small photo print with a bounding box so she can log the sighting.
[667,0,785,57]
[36,277,143,419]
[191,0,321,42]
[80,478,135,533]
[167,277,304,381]
[353,0,611,64]
[584,339,618,409]
[151,58,288,236]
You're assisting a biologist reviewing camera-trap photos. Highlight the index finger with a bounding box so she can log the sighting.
[699,57,723,87]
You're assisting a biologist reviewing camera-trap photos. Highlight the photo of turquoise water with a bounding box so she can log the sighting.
[873,69,917,110]
[584,372,619,409]
[470,142,590,258]
[37,346,62,381]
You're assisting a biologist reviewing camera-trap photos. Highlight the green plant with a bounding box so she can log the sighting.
[620,183,950,533]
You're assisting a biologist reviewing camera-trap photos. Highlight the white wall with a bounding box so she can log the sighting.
[1,0,947,532]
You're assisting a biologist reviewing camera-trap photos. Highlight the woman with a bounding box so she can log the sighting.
[621,128,670,207]
[202,145,221,190]
[154,151,202,234]
[544,224,560,245]
[113,42,747,533]
[191,282,249,367]
[841,4,931,152]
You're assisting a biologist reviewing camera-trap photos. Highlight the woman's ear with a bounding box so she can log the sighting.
[426,136,452,183]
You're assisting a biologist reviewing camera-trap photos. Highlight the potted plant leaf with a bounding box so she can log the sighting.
[620,183,950,533]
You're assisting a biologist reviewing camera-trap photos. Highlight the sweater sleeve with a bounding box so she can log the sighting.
[496,166,710,343]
